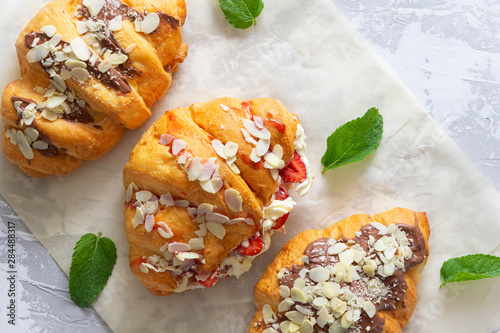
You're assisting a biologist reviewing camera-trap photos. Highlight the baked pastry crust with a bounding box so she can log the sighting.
[1,0,187,177]
[249,207,430,333]
[123,97,314,295]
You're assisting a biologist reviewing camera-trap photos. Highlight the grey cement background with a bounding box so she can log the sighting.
[1,0,500,332]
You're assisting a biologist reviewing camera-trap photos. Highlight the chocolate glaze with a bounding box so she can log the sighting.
[25,32,132,94]
[272,218,427,333]
[11,96,59,157]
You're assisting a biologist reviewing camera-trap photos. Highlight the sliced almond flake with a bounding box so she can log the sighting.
[220,104,230,112]
[109,53,128,65]
[71,67,90,81]
[83,0,106,17]
[48,33,62,46]
[26,44,50,63]
[45,95,67,109]
[199,179,215,194]
[224,141,239,158]
[134,19,142,32]
[174,276,188,293]
[24,127,39,142]
[132,206,145,228]
[195,223,208,237]
[270,169,279,180]
[198,158,217,181]
[144,214,155,232]
[168,242,191,253]
[309,266,330,283]
[187,207,197,219]
[206,212,229,224]
[52,75,66,92]
[273,144,284,159]
[250,148,260,163]
[253,116,264,129]
[159,133,174,145]
[225,217,243,225]
[125,43,137,54]
[125,183,134,203]
[159,193,174,207]
[66,59,87,69]
[174,200,190,207]
[171,139,187,156]
[211,139,227,159]
[206,221,226,240]
[70,37,91,61]
[255,139,270,157]
[76,20,89,35]
[141,12,160,34]
[157,222,173,239]
[263,152,282,169]
[242,118,271,140]
[97,58,112,73]
[60,69,72,80]
[370,222,388,235]
[224,188,243,212]
[31,37,40,48]
[210,176,224,193]
[197,203,213,215]
[159,242,170,253]
[338,249,355,265]
[16,131,34,159]
[32,140,48,150]
[176,252,200,261]
[40,25,57,38]
[285,310,305,325]
[108,15,122,31]
[243,218,254,225]
[186,157,203,181]
[228,163,240,174]
[8,130,17,145]
[188,237,205,250]
[139,263,149,274]
[241,128,258,145]
[41,109,58,121]
[135,190,152,202]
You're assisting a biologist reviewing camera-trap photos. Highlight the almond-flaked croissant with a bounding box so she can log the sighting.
[123,97,314,295]
[1,0,187,177]
[249,207,430,333]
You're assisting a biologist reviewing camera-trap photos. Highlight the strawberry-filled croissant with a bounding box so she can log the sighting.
[123,97,314,295]
[249,208,430,333]
[2,0,187,177]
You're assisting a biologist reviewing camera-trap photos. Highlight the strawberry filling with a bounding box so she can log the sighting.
[236,232,263,256]
[279,151,307,183]
[197,268,220,288]
[272,186,290,230]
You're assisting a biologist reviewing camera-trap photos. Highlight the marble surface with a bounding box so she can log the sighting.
[0,0,499,332]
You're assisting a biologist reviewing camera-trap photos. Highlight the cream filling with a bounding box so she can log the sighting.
[293,124,314,197]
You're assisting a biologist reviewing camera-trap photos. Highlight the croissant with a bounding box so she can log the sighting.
[249,207,430,333]
[123,97,314,295]
[1,0,188,177]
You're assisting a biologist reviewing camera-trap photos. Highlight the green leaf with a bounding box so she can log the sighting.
[321,107,383,174]
[440,254,500,287]
[69,232,117,307]
[218,0,264,29]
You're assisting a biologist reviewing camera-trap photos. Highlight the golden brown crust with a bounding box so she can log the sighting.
[123,97,307,296]
[249,207,430,333]
[2,0,187,177]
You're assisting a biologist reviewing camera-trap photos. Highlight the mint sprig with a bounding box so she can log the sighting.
[440,254,500,287]
[321,107,383,174]
[69,232,117,307]
[218,0,264,29]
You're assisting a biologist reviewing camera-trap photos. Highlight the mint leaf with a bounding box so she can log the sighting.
[218,0,264,29]
[321,107,383,174]
[69,232,117,307]
[440,254,500,287]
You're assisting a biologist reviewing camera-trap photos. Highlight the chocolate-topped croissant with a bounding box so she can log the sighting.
[1,0,187,177]
[249,207,430,333]
[123,97,314,295]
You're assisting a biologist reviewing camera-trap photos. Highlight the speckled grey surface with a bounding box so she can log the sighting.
[0,0,499,332]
